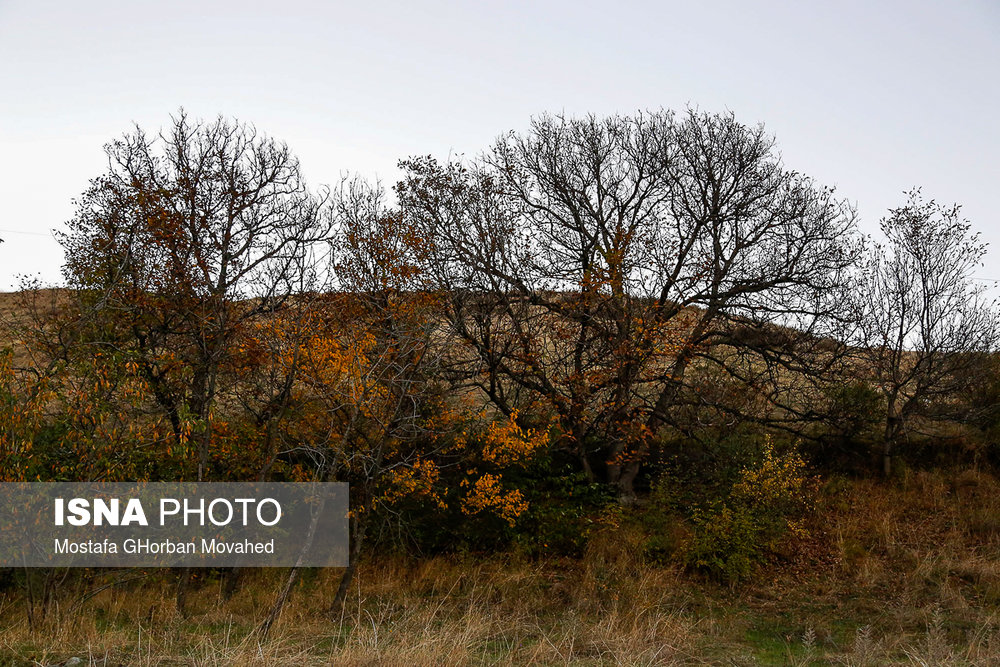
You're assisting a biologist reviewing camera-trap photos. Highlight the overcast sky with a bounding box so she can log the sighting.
[1,0,998,291]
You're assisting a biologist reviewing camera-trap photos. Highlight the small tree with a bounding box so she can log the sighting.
[56,109,328,483]
[255,178,450,634]
[46,110,329,615]
[856,190,999,475]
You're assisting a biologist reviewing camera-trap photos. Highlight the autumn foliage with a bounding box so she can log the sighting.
[1,107,998,611]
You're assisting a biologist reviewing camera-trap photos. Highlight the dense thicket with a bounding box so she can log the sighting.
[2,108,998,608]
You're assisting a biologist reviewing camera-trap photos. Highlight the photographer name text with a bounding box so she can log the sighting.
[54,538,275,555]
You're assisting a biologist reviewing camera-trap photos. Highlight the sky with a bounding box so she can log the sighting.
[1,0,998,291]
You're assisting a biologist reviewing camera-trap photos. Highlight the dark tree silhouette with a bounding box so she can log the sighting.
[399,109,859,497]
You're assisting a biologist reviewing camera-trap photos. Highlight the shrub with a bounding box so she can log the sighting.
[650,435,817,583]
[512,458,618,557]
[685,502,762,583]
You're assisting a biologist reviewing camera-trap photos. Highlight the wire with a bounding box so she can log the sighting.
[0,228,58,237]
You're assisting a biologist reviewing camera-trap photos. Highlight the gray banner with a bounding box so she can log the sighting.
[0,483,348,567]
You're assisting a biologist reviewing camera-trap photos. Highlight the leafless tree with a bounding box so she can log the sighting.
[854,190,999,475]
[399,109,859,498]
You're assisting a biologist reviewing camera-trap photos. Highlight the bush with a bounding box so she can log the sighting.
[811,382,883,470]
[512,458,618,557]
[649,435,817,583]
[685,503,762,583]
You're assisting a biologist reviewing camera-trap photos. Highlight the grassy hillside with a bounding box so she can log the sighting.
[3,287,1000,665]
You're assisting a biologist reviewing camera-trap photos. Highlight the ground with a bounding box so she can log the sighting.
[2,468,999,665]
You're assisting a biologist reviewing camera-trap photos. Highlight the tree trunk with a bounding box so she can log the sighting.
[327,511,366,619]
[175,568,192,617]
[883,414,902,477]
[257,567,300,640]
[883,393,901,477]
[617,460,641,503]
[221,567,242,601]
[882,437,893,477]
[606,437,639,503]
[258,479,336,638]
[580,450,596,482]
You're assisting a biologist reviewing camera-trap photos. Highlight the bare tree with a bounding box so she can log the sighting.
[399,109,858,498]
[855,190,998,475]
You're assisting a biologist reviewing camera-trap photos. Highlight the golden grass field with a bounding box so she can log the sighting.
[2,468,1000,666]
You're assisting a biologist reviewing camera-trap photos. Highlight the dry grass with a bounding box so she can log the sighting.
[2,469,1000,665]
[0,560,701,666]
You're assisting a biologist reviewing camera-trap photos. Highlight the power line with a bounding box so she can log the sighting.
[0,228,59,238]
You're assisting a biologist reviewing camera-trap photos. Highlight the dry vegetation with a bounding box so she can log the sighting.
[4,111,1000,665]
[2,468,1000,666]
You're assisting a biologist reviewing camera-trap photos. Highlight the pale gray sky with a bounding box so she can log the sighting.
[1,0,998,291]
